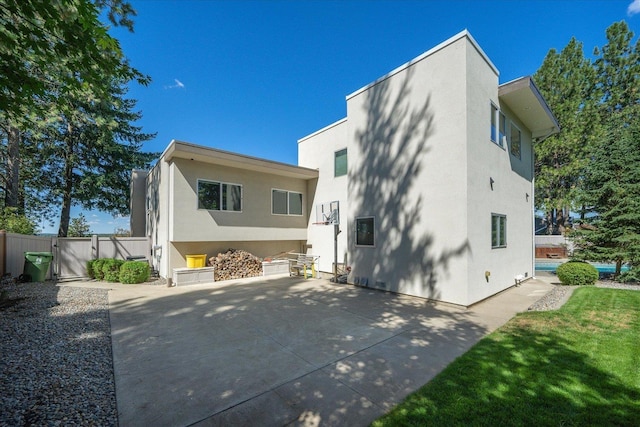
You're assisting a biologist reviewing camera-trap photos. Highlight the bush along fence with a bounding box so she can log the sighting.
[87,259,150,284]
[0,231,150,280]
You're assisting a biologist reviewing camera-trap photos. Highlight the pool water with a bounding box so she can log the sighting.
[535,261,629,274]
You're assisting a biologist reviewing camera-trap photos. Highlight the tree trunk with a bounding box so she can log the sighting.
[5,126,20,209]
[616,259,622,277]
[57,128,74,237]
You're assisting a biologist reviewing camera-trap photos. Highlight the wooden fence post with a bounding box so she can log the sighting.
[91,235,99,259]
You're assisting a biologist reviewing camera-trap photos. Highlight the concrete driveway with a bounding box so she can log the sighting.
[108,275,553,426]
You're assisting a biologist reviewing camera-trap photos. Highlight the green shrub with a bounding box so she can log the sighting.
[556,261,599,286]
[86,259,97,279]
[102,259,125,282]
[618,268,640,283]
[119,261,150,284]
[92,258,108,280]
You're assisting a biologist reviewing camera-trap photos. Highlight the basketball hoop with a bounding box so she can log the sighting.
[313,201,341,283]
[315,200,339,226]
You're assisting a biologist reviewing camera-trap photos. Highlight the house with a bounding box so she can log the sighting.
[298,30,559,306]
[131,141,319,281]
[132,30,559,306]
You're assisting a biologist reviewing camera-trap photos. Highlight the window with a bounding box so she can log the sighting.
[510,123,521,158]
[492,214,507,248]
[499,112,506,147]
[272,189,303,215]
[490,103,506,148]
[490,103,498,143]
[198,180,242,211]
[356,216,375,246]
[335,148,347,177]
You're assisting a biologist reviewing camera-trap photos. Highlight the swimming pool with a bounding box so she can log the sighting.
[535,261,629,274]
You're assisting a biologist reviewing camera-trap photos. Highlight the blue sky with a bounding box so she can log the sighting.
[45,0,640,234]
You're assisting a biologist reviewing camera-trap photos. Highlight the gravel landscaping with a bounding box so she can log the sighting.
[0,280,117,426]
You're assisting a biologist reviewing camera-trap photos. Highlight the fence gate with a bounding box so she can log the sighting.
[55,237,94,279]
[54,236,151,279]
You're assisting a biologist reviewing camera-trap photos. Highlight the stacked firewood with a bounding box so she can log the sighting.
[209,249,263,281]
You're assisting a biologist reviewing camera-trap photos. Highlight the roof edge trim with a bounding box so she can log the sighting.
[298,117,347,143]
[346,30,499,100]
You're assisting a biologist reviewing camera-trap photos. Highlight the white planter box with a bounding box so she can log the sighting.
[262,260,290,276]
[172,267,215,286]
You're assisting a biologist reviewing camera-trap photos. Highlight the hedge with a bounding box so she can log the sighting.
[92,258,108,280]
[87,258,150,284]
[102,259,125,282]
[556,261,599,286]
[119,261,150,284]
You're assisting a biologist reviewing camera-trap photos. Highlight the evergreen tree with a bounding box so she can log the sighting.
[67,213,91,237]
[29,79,156,237]
[0,0,156,236]
[571,21,640,275]
[572,116,640,274]
[533,38,600,233]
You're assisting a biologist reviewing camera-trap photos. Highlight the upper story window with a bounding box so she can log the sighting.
[490,103,498,143]
[198,179,242,212]
[510,123,521,159]
[272,189,303,216]
[335,148,347,177]
[490,103,506,148]
[499,112,506,147]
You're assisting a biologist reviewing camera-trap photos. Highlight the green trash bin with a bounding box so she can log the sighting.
[23,252,54,282]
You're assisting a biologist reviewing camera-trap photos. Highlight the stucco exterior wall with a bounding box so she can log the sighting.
[146,160,171,278]
[130,169,148,237]
[345,35,471,305]
[298,119,349,273]
[170,158,309,242]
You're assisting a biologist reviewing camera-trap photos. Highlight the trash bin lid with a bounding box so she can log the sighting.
[25,251,54,260]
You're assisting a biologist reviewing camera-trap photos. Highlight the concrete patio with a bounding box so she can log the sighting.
[105,275,553,426]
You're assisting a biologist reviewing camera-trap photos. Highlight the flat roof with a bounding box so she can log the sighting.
[499,77,560,141]
[347,30,498,100]
[161,140,319,180]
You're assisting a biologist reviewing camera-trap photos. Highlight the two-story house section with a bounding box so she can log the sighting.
[299,30,559,306]
[133,140,319,280]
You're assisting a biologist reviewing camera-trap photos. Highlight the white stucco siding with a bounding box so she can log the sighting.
[465,38,535,304]
[146,160,171,278]
[345,35,470,304]
[169,158,309,242]
[471,105,534,303]
[298,119,348,273]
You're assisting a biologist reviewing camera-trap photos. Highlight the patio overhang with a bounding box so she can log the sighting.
[161,140,319,180]
[499,77,560,142]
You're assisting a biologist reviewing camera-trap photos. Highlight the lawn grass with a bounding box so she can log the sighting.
[373,287,640,426]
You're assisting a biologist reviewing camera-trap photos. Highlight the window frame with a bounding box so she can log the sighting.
[271,188,303,216]
[197,179,243,212]
[490,103,498,144]
[355,216,375,247]
[491,213,507,249]
[490,102,506,148]
[334,148,348,177]
[510,122,522,159]
[498,111,506,148]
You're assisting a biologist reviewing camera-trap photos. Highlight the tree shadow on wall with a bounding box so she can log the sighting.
[349,68,470,301]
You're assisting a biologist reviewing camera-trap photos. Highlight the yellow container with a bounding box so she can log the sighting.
[186,254,207,268]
